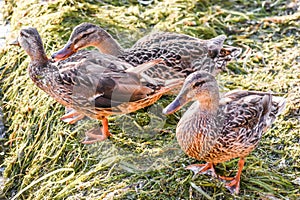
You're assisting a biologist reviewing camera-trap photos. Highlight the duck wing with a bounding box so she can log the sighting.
[215,90,285,160]
[56,55,161,109]
[132,31,199,49]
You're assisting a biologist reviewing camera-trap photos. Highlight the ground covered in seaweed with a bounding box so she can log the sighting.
[0,0,299,199]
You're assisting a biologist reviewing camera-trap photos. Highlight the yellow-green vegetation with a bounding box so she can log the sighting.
[0,0,299,199]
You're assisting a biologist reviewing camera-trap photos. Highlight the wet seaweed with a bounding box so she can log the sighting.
[0,0,299,199]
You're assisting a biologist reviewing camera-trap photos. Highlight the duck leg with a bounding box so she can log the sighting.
[218,157,245,194]
[82,118,112,144]
[60,108,85,124]
[185,162,217,177]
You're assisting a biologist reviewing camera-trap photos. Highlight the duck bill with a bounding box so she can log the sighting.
[163,94,188,115]
[9,39,20,46]
[51,42,75,61]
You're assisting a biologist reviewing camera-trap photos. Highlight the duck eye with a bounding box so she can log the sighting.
[193,81,205,88]
[81,33,89,39]
[20,31,27,37]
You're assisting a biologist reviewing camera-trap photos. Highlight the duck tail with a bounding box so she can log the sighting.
[262,93,272,115]
[260,93,273,129]
[208,35,227,48]
[207,35,226,59]
[261,93,286,128]
[271,96,286,117]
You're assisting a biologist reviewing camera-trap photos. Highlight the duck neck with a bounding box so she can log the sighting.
[196,90,220,114]
[96,29,124,56]
[27,47,49,66]
[27,46,58,85]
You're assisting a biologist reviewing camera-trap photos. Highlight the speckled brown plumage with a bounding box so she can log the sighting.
[163,71,286,194]
[14,27,182,144]
[51,22,242,80]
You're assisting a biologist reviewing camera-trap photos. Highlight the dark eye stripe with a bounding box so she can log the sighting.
[80,30,96,39]
[194,81,205,87]
[20,31,29,37]
[81,33,89,38]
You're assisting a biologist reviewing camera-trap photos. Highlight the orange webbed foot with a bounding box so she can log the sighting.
[218,174,240,194]
[225,177,240,194]
[81,118,112,144]
[218,157,245,194]
[81,127,112,144]
[218,175,235,181]
[186,162,217,177]
[60,108,85,124]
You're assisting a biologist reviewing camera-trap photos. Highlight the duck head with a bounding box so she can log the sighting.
[52,23,122,61]
[10,27,48,62]
[163,71,220,115]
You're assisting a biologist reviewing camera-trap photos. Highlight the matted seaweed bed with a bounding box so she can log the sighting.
[0,0,299,199]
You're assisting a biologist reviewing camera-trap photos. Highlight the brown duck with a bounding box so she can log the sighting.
[163,71,286,194]
[51,22,242,80]
[49,23,241,130]
[11,27,182,144]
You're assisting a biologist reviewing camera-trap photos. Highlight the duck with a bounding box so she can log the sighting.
[51,23,242,79]
[11,27,182,144]
[50,23,241,125]
[162,71,286,194]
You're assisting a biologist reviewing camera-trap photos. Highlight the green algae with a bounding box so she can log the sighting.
[0,0,299,199]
